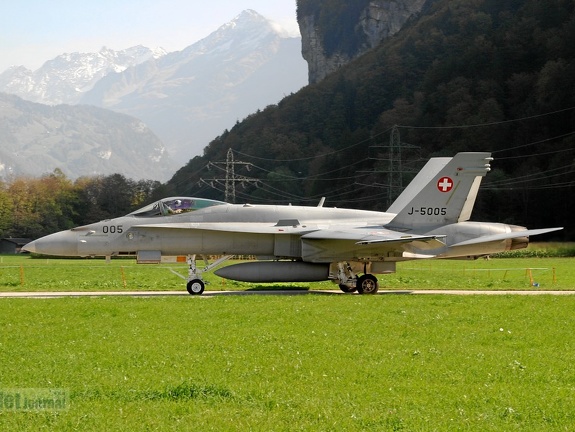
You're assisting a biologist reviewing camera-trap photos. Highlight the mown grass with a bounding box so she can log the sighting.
[1,295,574,430]
[0,250,574,292]
[493,242,575,258]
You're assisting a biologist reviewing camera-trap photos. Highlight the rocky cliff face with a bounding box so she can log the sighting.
[299,0,427,84]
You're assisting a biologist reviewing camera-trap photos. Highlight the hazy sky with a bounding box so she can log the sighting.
[0,0,299,72]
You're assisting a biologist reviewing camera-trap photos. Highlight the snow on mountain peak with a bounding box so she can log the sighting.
[0,45,167,105]
[217,9,290,38]
[0,9,307,167]
[0,10,292,106]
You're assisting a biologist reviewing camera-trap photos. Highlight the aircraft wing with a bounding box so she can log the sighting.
[450,227,563,247]
[300,228,448,261]
[302,229,446,250]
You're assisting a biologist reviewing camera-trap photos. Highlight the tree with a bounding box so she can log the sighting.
[7,178,43,238]
[0,183,14,237]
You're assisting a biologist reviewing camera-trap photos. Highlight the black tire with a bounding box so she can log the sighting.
[338,284,357,293]
[356,274,378,294]
[187,279,205,295]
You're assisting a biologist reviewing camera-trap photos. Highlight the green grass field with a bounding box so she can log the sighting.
[1,252,574,430]
[1,295,574,430]
[0,253,574,292]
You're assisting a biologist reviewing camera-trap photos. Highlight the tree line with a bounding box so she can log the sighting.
[0,170,166,239]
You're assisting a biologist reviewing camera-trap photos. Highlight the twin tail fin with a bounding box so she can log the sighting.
[388,152,493,229]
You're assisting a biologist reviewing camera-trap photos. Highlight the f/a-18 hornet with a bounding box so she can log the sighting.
[24,152,562,295]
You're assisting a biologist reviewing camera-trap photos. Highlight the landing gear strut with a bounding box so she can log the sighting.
[170,255,232,295]
[337,262,357,293]
[335,262,379,294]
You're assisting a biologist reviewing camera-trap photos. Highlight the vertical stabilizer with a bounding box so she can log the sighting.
[387,157,451,214]
[388,152,492,229]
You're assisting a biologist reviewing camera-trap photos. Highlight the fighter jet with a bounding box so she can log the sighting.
[24,152,562,295]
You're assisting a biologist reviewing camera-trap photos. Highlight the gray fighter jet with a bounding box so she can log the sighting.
[23,152,562,295]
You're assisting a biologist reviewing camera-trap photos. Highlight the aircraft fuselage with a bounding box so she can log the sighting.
[23,152,562,295]
[26,203,528,262]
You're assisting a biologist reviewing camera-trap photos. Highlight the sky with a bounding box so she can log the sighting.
[0,0,299,72]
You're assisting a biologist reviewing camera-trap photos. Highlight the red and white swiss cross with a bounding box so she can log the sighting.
[437,176,453,192]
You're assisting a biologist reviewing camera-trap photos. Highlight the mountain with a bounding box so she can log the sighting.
[0,93,174,181]
[0,9,307,175]
[167,0,573,239]
[79,10,308,161]
[0,46,166,106]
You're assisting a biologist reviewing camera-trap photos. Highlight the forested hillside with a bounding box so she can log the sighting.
[168,0,574,239]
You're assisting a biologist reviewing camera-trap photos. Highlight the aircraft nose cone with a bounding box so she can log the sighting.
[23,231,78,256]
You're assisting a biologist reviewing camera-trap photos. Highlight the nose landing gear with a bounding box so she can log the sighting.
[186,279,205,295]
[169,254,232,295]
[185,255,233,295]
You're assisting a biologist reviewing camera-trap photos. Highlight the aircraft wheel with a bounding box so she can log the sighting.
[338,284,357,293]
[356,274,378,294]
[187,279,205,295]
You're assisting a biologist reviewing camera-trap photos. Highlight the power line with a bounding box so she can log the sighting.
[178,105,575,202]
[369,125,419,207]
[493,131,575,155]
[396,105,575,130]
[202,149,259,203]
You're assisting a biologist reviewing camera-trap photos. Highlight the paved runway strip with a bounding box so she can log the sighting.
[1,290,575,298]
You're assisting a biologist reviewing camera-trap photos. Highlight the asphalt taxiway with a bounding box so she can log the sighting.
[1,289,575,298]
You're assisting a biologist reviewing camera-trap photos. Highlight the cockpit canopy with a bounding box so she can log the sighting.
[129,197,227,217]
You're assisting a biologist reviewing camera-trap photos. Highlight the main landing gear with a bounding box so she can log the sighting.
[356,274,379,294]
[336,262,379,294]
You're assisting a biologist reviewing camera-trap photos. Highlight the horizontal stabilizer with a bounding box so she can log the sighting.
[451,227,563,247]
